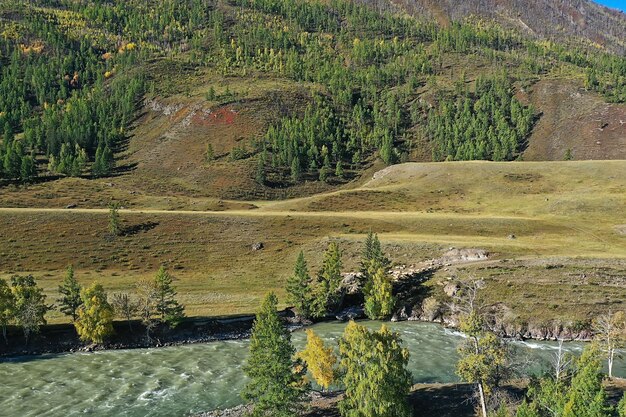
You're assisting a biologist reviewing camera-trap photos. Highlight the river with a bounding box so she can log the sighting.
[0,321,616,417]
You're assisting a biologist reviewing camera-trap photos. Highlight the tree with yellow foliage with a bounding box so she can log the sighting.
[74,283,115,344]
[298,329,337,391]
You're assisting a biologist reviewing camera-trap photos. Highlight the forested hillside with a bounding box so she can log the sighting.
[0,0,624,190]
[379,0,626,55]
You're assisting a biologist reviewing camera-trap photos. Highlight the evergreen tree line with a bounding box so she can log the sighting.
[0,2,145,181]
[427,74,535,161]
[0,265,184,345]
[286,231,395,321]
[243,292,412,417]
[2,0,624,185]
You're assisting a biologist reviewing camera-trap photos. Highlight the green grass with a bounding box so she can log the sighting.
[0,160,623,324]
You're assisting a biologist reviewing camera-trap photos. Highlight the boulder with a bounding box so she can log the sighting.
[443,282,460,297]
[341,272,363,295]
[335,306,365,321]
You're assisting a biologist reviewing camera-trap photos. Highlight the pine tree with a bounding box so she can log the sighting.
[319,165,329,182]
[363,260,395,320]
[93,145,104,176]
[291,156,301,183]
[74,283,115,344]
[360,231,390,280]
[3,123,14,146]
[58,265,82,321]
[108,202,122,236]
[312,242,343,317]
[243,293,306,417]
[380,133,394,165]
[515,401,541,417]
[286,251,313,319]
[206,143,215,162]
[335,161,344,178]
[103,146,114,171]
[618,394,626,417]
[20,155,36,182]
[154,266,185,327]
[339,322,412,417]
[3,142,21,179]
[71,146,87,176]
[298,329,337,391]
[562,345,611,417]
[255,157,266,185]
[0,278,15,344]
[93,144,114,176]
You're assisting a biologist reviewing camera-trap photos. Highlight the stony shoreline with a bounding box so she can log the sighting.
[0,303,594,359]
[0,250,596,358]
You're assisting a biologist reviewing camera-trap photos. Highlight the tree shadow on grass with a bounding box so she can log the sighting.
[122,221,159,236]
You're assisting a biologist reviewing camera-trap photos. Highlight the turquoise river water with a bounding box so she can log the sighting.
[0,321,621,417]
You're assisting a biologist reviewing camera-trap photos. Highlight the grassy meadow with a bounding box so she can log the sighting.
[0,160,623,324]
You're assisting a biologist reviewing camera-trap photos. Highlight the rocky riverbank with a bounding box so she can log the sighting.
[0,312,285,358]
[0,249,596,358]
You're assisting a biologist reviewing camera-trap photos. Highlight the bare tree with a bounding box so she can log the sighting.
[111,293,138,332]
[593,310,626,378]
[552,339,573,382]
[448,279,486,317]
[135,279,158,341]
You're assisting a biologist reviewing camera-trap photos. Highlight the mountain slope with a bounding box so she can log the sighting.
[380,0,626,54]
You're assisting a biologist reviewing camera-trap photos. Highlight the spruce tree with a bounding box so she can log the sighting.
[290,157,301,183]
[562,346,611,417]
[360,231,390,289]
[243,293,306,417]
[335,161,344,178]
[108,202,122,236]
[20,155,36,182]
[154,266,185,327]
[363,260,395,320]
[58,265,82,321]
[255,157,266,185]
[312,242,343,317]
[286,251,313,319]
[360,231,390,276]
[206,143,215,162]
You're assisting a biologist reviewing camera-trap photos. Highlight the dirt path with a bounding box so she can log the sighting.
[0,206,537,221]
